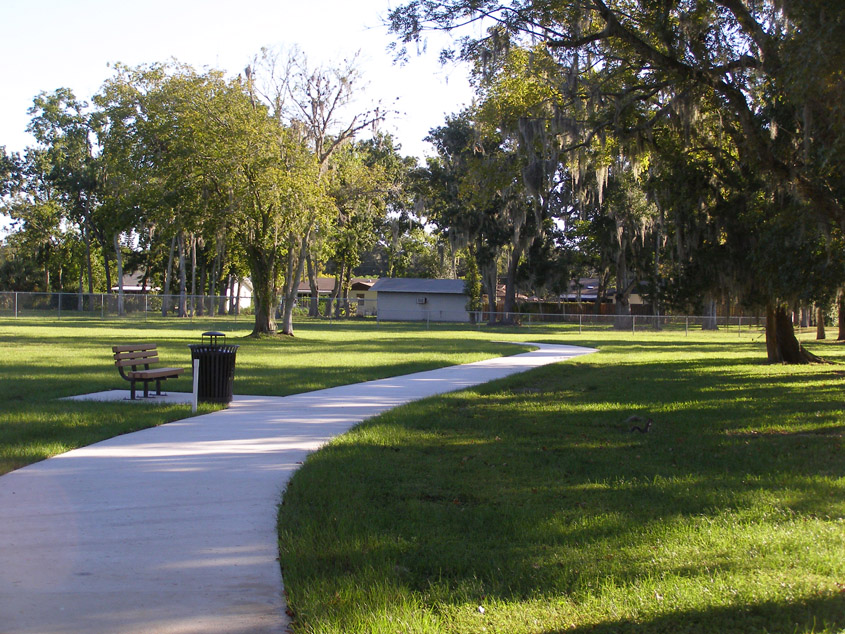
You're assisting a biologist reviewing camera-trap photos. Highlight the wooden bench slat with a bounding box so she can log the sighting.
[127,367,184,380]
[115,356,160,368]
[115,350,159,361]
[114,354,158,364]
[112,343,157,353]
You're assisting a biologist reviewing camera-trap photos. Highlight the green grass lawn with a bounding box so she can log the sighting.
[0,317,525,474]
[277,329,845,633]
[2,316,842,632]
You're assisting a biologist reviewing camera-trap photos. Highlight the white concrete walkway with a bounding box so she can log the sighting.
[0,343,596,634]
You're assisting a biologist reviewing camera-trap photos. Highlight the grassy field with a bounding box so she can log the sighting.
[277,329,845,633]
[2,317,842,632]
[0,317,524,475]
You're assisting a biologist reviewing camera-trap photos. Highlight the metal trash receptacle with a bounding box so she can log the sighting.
[188,331,239,404]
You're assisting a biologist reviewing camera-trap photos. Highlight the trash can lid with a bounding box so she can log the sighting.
[201,331,226,346]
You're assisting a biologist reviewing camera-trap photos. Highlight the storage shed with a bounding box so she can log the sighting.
[370,278,469,322]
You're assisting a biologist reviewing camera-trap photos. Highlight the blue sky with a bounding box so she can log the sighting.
[0,0,474,161]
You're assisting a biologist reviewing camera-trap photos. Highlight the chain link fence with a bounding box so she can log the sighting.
[0,291,779,336]
[0,291,249,320]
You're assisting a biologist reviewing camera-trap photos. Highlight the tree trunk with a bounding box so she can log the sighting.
[326,267,342,318]
[103,250,112,300]
[306,253,320,317]
[113,233,125,317]
[280,235,310,336]
[342,263,353,318]
[198,254,207,317]
[502,243,524,324]
[765,305,821,364]
[217,271,229,316]
[251,283,277,334]
[333,264,345,318]
[162,235,176,317]
[594,269,609,315]
[613,247,631,330]
[250,259,278,335]
[77,263,84,312]
[817,306,826,340]
[189,234,197,318]
[702,295,719,330]
[84,225,94,296]
[209,237,222,310]
[177,233,187,318]
[838,292,845,340]
[226,276,234,315]
[483,261,498,325]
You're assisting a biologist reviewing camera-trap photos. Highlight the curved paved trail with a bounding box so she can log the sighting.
[0,343,595,634]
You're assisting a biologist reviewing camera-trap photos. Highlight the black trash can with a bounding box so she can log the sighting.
[189,331,239,404]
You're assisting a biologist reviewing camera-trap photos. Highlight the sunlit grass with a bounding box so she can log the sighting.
[3,316,843,631]
[0,316,525,474]
[278,331,845,633]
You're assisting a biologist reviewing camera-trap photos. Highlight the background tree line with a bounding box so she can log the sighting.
[2,1,844,363]
[0,52,451,335]
[390,0,845,362]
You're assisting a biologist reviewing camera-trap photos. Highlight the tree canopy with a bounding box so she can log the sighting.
[389,0,845,361]
[3,6,844,360]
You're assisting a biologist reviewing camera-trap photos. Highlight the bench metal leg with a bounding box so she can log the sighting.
[130,380,137,401]
[143,381,150,398]
[155,378,163,396]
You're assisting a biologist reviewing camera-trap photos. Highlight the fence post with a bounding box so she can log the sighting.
[58,292,61,319]
[685,317,689,336]
[14,292,17,318]
[579,312,582,334]
[632,315,636,334]
[101,293,104,319]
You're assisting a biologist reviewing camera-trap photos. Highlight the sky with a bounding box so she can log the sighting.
[0,0,475,161]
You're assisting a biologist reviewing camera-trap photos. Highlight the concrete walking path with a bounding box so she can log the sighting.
[0,343,596,634]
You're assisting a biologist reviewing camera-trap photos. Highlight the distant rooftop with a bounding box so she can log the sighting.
[296,277,377,294]
[370,278,467,295]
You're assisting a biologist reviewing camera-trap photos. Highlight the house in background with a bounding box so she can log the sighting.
[296,277,336,297]
[560,277,648,310]
[370,278,469,322]
[110,271,159,294]
[295,277,378,316]
[110,271,253,311]
[350,279,377,316]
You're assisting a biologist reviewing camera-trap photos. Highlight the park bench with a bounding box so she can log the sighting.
[112,343,184,400]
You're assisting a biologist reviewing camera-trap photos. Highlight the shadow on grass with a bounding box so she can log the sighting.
[541,594,845,634]
[0,400,202,475]
[0,323,525,399]
[278,337,845,632]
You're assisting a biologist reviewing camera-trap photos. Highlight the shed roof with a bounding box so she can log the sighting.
[370,278,467,295]
[296,277,377,294]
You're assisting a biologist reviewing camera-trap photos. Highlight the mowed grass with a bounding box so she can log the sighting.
[277,330,845,633]
[0,317,525,475]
